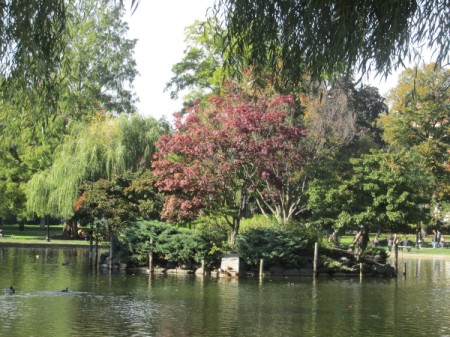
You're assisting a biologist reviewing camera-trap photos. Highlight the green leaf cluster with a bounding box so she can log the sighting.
[236,227,317,267]
[308,150,433,232]
[215,0,449,84]
[120,221,211,267]
[165,19,225,101]
[26,114,167,218]
[0,1,140,220]
[382,64,450,204]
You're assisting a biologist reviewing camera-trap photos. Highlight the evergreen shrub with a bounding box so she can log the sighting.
[236,227,318,267]
[119,220,213,267]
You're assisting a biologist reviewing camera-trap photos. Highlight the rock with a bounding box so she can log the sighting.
[339,257,350,265]
[371,263,395,277]
[195,267,204,275]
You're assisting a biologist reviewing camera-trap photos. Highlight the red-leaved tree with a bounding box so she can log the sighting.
[153,86,306,244]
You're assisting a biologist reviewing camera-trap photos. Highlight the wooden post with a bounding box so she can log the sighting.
[394,243,399,277]
[149,237,154,273]
[95,232,99,267]
[109,233,114,270]
[195,259,205,276]
[259,258,264,279]
[313,242,319,276]
[89,226,93,268]
[403,262,407,277]
[360,262,363,278]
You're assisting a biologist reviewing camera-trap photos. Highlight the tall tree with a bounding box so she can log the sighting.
[214,0,449,83]
[165,19,225,101]
[60,1,138,117]
[0,1,138,220]
[26,114,168,219]
[379,63,450,218]
[308,150,433,234]
[0,0,65,110]
[153,83,307,243]
[0,1,138,121]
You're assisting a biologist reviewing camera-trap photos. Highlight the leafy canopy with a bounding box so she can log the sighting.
[214,0,450,83]
[308,150,433,232]
[0,1,139,219]
[380,63,450,208]
[26,114,168,218]
[165,19,225,101]
[153,83,307,243]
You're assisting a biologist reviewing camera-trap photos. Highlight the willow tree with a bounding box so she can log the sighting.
[26,114,168,222]
[214,0,449,84]
[0,1,65,105]
[0,0,138,221]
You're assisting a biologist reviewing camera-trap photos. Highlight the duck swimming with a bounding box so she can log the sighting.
[61,287,69,292]
[6,286,15,295]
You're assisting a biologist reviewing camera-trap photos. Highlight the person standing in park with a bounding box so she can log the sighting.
[388,234,399,252]
[327,230,340,249]
[432,229,437,248]
[373,233,380,246]
[388,234,394,252]
[352,226,369,261]
[401,236,410,252]
[416,229,423,249]
[436,229,442,248]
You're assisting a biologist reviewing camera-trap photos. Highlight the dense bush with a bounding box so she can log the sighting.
[236,227,318,267]
[363,246,388,264]
[119,221,213,267]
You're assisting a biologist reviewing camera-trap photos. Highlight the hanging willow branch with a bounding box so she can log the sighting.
[26,114,168,218]
[214,0,450,84]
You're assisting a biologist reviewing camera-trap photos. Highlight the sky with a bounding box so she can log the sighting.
[125,1,417,121]
[125,0,214,120]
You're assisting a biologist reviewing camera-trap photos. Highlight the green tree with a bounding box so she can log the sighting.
[308,150,433,234]
[0,1,138,220]
[153,84,309,242]
[80,174,139,240]
[165,19,225,101]
[0,1,138,119]
[0,0,65,107]
[214,0,449,83]
[26,114,168,219]
[60,1,138,117]
[74,168,164,265]
[380,63,450,213]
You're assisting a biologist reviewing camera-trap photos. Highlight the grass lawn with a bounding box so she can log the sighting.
[0,223,92,246]
[327,234,450,256]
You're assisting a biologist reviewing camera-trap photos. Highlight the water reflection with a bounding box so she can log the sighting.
[2,247,450,336]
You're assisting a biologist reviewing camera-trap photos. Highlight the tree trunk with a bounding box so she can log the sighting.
[61,219,80,239]
[73,221,79,239]
[353,227,369,262]
[229,218,240,246]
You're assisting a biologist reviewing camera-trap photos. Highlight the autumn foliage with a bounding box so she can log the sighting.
[153,85,306,241]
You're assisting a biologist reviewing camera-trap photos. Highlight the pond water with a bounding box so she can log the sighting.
[1,246,450,337]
